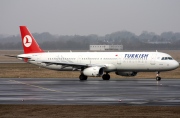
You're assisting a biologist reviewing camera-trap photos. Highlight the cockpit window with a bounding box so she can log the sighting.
[168,57,173,60]
[161,57,173,60]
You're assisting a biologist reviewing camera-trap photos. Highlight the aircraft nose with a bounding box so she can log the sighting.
[173,60,179,69]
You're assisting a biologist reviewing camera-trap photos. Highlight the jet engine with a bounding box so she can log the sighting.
[83,67,104,77]
[115,71,137,76]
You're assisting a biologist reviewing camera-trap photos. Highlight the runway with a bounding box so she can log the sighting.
[0,78,180,105]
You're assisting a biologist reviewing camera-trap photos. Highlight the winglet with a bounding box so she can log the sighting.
[19,26,44,54]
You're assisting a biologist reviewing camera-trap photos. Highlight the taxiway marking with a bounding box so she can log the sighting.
[9,80,75,93]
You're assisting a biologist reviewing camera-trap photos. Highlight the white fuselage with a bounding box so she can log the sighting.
[18,51,179,72]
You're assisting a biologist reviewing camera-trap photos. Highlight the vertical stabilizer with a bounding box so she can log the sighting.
[19,26,44,54]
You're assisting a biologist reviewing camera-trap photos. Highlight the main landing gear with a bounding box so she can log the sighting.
[102,73,110,80]
[79,74,87,80]
[156,71,161,81]
[79,67,87,81]
[79,73,110,80]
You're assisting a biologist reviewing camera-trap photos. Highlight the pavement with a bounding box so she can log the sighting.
[0,78,180,105]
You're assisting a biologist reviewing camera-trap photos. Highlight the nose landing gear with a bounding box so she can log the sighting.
[156,71,161,81]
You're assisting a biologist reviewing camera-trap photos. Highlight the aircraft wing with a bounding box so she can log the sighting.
[41,61,106,68]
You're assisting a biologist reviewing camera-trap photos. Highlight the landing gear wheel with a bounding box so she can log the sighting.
[102,74,110,80]
[79,74,87,80]
[156,76,161,81]
[156,71,161,81]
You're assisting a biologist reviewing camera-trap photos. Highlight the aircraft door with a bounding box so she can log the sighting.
[117,58,121,64]
[77,55,82,63]
[117,55,121,64]
[36,54,42,64]
[150,54,156,65]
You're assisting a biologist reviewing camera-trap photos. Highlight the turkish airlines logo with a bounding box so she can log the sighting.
[23,35,32,47]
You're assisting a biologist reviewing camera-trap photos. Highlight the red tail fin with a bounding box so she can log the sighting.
[19,26,44,54]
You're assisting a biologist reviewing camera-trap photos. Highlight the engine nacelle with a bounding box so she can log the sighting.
[115,71,137,76]
[83,67,104,77]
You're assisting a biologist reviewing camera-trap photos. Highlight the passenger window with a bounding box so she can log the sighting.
[161,57,164,60]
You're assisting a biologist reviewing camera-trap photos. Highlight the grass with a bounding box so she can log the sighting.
[0,63,180,78]
[0,105,180,118]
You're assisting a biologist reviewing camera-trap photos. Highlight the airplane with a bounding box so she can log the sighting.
[14,26,179,81]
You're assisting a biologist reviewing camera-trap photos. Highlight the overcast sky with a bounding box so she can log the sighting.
[1,0,180,36]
